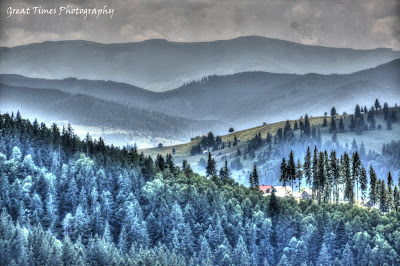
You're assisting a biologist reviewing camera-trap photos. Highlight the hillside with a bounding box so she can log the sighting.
[141,105,400,186]
[1,59,399,132]
[1,36,399,91]
[0,84,225,147]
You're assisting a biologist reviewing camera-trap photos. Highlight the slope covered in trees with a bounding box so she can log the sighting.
[1,59,399,134]
[0,84,224,145]
[0,112,400,265]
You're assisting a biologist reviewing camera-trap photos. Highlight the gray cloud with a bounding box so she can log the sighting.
[0,0,399,50]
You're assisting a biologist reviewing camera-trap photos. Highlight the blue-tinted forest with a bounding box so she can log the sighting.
[0,112,399,265]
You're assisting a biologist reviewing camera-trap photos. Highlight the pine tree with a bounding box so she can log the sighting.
[331,107,337,117]
[343,153,354,203]
[329,117,337,133]
[393,186,400,212]
[312,146,319,199]
[304,147,312,188]
[359,166,368,203]
[349,115,356,132]
[304,114,311,137]
[206,153,217,177]
[383,102,389,120]
[330,151,340,203]
[295,160,303,193]
[283,120,292,141]
[375,99,381,110]
[338,117,345,132]
[293,121,299,130]
[379,180,388,212]
[287,150,296,195]
[352,152,361,202]
[355,104,362,119]
[387,172,394,210]
[369,165,378,207]
[277,254,290,266]
[280,158,287,187]
[317,243,332,266]
[252,165,260,189]
[322,117,328,127]
[341,243,354,266]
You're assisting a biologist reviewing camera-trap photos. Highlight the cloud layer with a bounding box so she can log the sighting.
[1,0,399,50]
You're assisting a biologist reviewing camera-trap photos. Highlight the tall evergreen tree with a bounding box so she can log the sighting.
[304,114,311,137]
[304,147,312,189]
[295,160,303,193]
[287,150,296,195]
[369,165,378,207]
[251,165,260,189]
[280,158,287,188]
[338,117,345,132]
[329,117,337,133]
[206,153,217,177]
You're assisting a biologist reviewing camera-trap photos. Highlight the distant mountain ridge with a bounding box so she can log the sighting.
[0,83,225,144]
[1,36,399,91]
[1,59,399,132]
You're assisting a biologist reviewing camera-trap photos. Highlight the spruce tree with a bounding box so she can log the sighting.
[283,120,292,141]
[287,150,296,195]
[329,117,337,133]
[252,165,259,189]
[304,114,311,137]
[393,186,400,212]
[280,158,287,187]
[387,172,394,210]
[349,115,356,132]
[331,107,337,117]
[359,166,368,203]
[343,153,354,204]
[206,153,216,177]
[369,165,378,207]
[375,99,381,110]
[322,117,328,127]
[304,147,312,188]
[383,102,389,120]
[295,160,303,193]
[352,152,361,202]
[338,117,345,132]
[378,180,389,212]
[294,121,299,130]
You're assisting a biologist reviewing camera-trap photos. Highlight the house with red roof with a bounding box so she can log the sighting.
[259,185,273,194]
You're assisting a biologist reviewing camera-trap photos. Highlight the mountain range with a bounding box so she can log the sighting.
[1,36,399,91]
[0,83,224,145]
[1,59,399,133]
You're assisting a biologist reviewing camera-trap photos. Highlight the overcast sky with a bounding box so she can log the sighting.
[1,0,399,50]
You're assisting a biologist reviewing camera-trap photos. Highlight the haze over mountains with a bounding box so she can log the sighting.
[1,59,399,133]
[1,36,400,92]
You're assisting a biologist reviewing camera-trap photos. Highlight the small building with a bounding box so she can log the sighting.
[259,185,273,194]
[203,150,209,155]
[263,122,267,126]
[273,186,293,198]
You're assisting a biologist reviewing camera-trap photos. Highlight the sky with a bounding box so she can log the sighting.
[1,0,399,50]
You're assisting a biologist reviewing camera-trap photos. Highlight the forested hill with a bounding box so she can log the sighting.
[141,101,400,191]
[0,83,225,143]
[0,112,400,265]
[1,59,399,132]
